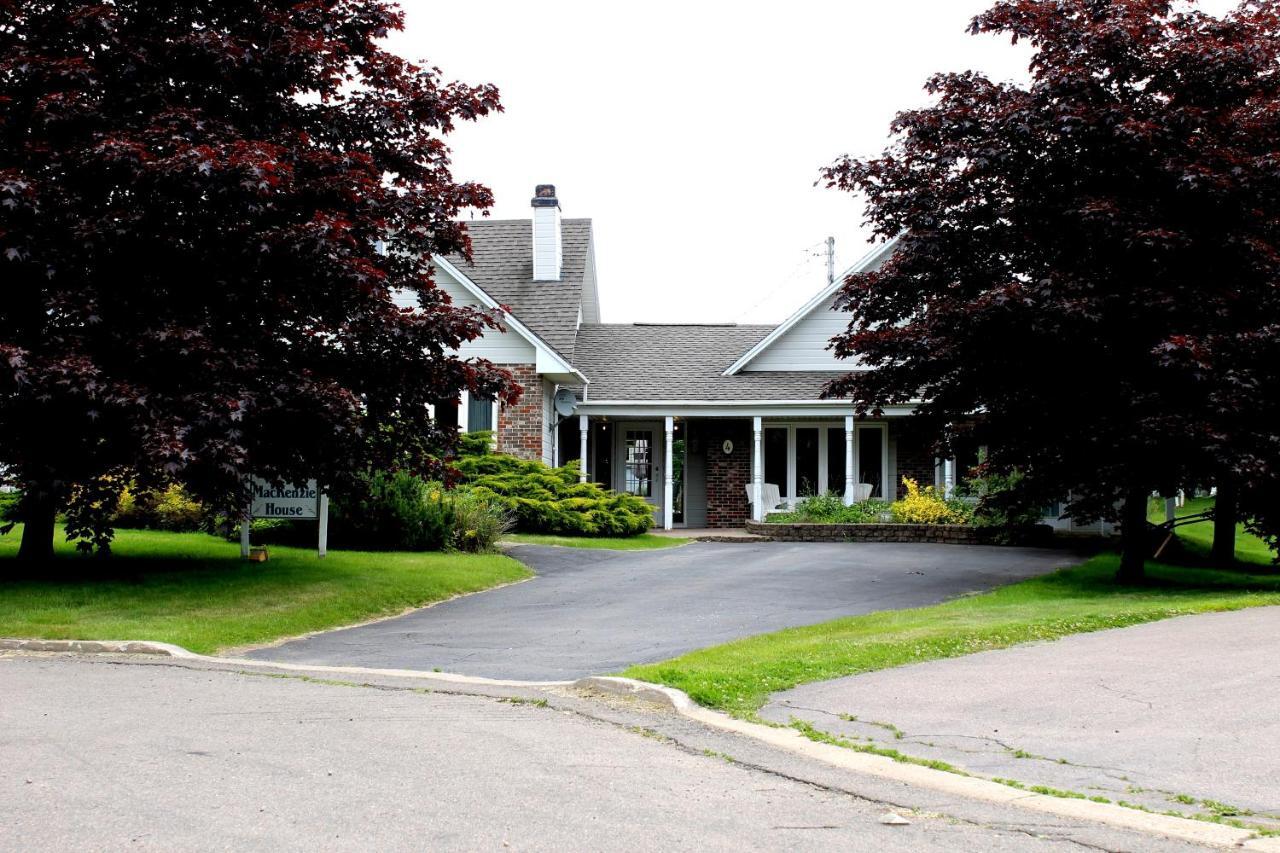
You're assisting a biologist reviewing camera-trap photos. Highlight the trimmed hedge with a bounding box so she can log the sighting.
[455,437,653,537]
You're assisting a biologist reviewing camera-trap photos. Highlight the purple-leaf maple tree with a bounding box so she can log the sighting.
[0,1,520,561]
[821,0,1280,577]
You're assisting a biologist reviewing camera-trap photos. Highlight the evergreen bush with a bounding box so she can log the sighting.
[455,436,653,537]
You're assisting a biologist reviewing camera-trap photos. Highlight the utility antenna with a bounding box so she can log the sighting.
[825,236,836,285]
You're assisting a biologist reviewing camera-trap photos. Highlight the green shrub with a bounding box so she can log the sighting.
[455,444,653,537]
[114,484,205,531]
[957,470,1049,541]
[0,489,20,523]
[769,481,976,527]
[319,471,510,553]
[768,493,894,524]
[330,470,456,551]
[450,486,512,553]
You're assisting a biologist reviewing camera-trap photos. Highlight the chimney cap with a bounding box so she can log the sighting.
[531,184,559,208]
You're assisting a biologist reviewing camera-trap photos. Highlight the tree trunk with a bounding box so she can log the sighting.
[1212,473,1238,569]
[1116,486,1149,583]
[17,486,57,563]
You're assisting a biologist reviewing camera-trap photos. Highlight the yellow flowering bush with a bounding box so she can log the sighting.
[890,477,970,525]
[115,483,204,531]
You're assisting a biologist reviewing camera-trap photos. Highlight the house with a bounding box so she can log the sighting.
[410,185,1091,533]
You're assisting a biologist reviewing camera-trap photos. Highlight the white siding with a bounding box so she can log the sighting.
[746,295,860,371]
[392,265,535,365]
[532,206,562,281]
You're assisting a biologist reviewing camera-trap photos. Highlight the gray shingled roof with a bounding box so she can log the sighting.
[446,218,591,362]
[573,324,846,401]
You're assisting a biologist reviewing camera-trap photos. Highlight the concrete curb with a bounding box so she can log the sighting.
[0,638,572,689]
[623,682,1280,852]
[6,638,1276,850]
[1,638,198,657]
[571,676,697,710]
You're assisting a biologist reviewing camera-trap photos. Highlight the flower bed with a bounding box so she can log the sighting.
[747,520,987,544]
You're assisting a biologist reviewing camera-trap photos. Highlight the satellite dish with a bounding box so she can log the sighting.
[553,388,578,418]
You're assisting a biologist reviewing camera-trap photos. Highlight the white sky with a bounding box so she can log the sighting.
[385,0,1233,325]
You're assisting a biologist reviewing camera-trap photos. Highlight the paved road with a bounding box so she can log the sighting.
[246,541,1079,680]
[764,607,1280,820]
[0,655,1203,852]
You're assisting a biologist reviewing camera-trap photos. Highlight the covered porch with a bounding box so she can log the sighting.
[557,405,954,531]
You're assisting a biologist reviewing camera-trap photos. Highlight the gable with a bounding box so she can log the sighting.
[443,218,593,362]
[392,265,536,365]
[725,238,898,375]
[741,293,854,372]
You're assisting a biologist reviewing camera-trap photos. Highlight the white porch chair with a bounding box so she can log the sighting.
[849,483,873,503]
[745,483,787,517]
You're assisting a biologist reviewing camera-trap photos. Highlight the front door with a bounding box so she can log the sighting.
[615,423,664,519]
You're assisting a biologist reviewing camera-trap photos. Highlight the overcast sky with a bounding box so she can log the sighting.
[385,0,1233,325]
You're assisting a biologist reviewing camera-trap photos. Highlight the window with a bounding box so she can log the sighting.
[858,426,884,498]
[624,430,653,497]
[764,428,788,499]
[827,428,846,495]
[467,394,495,433]
[795,428,820,498]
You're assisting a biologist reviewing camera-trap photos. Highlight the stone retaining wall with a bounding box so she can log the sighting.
[746,520,986,545]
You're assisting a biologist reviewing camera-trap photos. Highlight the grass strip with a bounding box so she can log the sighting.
[623,553,1280,717]
[0,526,530,654]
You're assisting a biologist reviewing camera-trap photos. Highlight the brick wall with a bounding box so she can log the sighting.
[893,429,937,499]
[705,419,752,528]
[746,521,986,545]
[497,364,544,462]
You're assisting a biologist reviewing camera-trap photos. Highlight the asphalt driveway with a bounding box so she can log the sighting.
[244,541,1080,680]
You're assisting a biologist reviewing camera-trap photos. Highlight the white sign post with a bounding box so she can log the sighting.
[241,479,329,559]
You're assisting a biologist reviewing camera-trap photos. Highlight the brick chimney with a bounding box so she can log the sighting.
[531,184,562,281]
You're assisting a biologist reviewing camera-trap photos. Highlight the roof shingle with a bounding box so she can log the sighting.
[446,218,591,362]
[573,324,847,401]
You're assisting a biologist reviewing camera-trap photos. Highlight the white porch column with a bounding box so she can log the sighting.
[578,415,589,483]
[944,458,956,499]
[663,416,674,531]
[844,415,855,506]
[752,416,763,522]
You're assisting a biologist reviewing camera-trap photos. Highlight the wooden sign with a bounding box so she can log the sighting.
[251,479,319,519]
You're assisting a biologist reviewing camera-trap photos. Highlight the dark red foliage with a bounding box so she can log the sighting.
[0,1,519,555]
[821,0,1280,564]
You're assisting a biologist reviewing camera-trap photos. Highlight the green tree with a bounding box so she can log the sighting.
[822,0,1280,578]
[0,1,519,560]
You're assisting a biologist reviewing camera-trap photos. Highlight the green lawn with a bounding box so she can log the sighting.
[623,553,1280,718]
[1148,495,1276,566]
[503,532,687,550]
[0,526,530,654]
